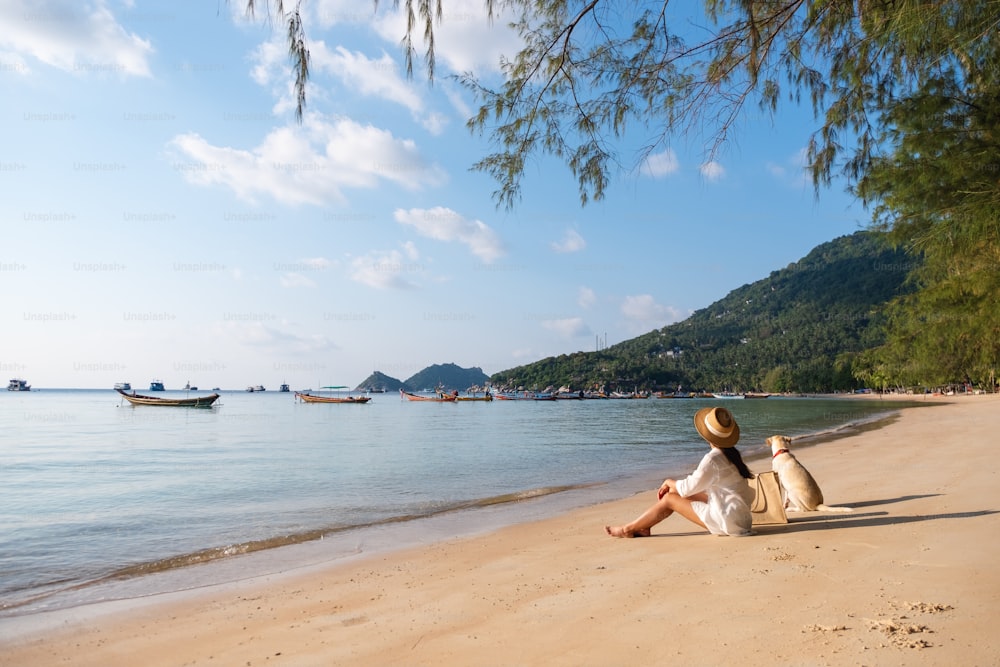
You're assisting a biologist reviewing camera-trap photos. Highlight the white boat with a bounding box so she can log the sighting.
[114,382,131,391]
[712,392,745,399]
[7,378,31,391]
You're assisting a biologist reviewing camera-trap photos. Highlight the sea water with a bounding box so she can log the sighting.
[0,389,929,617]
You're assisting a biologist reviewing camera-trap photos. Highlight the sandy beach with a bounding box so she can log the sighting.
[3,394,998,666]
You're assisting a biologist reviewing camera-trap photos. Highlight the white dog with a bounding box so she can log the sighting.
[767,435,852,512]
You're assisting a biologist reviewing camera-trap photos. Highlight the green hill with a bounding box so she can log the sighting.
[357,365,491,393]
[405,363,490,392]
[490,231,913,393]
[354,371,406,393]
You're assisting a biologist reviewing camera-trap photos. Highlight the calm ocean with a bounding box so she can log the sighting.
[1,389,927,618]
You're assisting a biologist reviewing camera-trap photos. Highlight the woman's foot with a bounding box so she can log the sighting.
[604,525,651,538]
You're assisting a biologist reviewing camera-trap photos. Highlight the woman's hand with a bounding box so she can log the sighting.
[657,479,677,500]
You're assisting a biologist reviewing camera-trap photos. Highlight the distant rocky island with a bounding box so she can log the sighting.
[355,363,490,393]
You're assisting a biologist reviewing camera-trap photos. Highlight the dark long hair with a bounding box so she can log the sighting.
[722,446,753,479]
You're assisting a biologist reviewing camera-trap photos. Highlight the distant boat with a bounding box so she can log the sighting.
[246,385,266,392]
[116,388,219,407]
[149,380,165,391]
[279,383,290,392]
[7,378,31,391]
[555,390,585,400]
[495,391,553,401]
[712,392,745,399]
[400,389,457,402]
[452,391,493,402]
[743,392,771,399]
[114,382,131,391]
[295,391,371,404]
[183,381,198,391]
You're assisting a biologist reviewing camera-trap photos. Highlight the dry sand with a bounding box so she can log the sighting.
[2,394,999,666]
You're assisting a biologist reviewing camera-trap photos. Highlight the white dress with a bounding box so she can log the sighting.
[673,447,754,536]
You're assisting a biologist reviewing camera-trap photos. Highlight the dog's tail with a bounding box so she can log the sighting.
[815,504,853,513]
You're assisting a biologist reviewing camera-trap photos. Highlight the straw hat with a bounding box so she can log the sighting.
[694,406,740,447]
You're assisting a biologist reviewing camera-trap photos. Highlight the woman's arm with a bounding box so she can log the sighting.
[657,479,678,499]
[674,451,722,498]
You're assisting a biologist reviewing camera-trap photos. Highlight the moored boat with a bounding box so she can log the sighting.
[116,388,219,407]
[114,382,131,391]
[495,391,555,401]
[149,380,165,391]
[7,378,31,391]
[454,393,493,402]
[295,391,370,404]
[400,389,457,402]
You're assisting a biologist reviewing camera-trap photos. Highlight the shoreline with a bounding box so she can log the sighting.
[4,394,998,665]
[0,396,917,620]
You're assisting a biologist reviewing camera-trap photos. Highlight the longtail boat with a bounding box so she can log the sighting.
[116,388,219,407]
[400,389,457,402]
[495,391,550,401]
[295,392,371,404]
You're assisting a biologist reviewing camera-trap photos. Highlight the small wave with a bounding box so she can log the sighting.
[0,482,598,616]
[790,411,900,446]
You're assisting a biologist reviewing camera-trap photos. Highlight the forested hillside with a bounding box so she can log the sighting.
[490,232,913,393]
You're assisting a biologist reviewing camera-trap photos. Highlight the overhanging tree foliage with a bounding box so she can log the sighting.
[854,61,1000,388]
[243,1,1000,387]
[252,1,999,205]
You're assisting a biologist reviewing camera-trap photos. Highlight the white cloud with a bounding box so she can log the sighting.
[551,229,586,254]
[368,0,522,76]
[309,43,423,113]
[310,0,377,28]
[577,287,596,308]
[0,1,153,77]
[169,115,447,206]
[640,149,680,178]
[219,320,335,353]
[300,257,332,270]
[419,111,449,136]
[250,36,285,87]
[768,148,812,188]
[279,272,316,288]
[394,207,505,262]
[700,161,725,182]
[348,249,421,290]
[542,317,591,339]
[620,295,684,330]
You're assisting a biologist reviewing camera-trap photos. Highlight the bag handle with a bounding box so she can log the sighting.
[750,473,766,512]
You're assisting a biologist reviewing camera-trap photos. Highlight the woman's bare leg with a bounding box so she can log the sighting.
[605,491,708,537]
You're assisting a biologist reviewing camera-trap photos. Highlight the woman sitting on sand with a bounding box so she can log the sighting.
[605,406,755,538]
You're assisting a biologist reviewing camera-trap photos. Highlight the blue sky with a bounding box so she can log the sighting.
[1,0,867,390]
